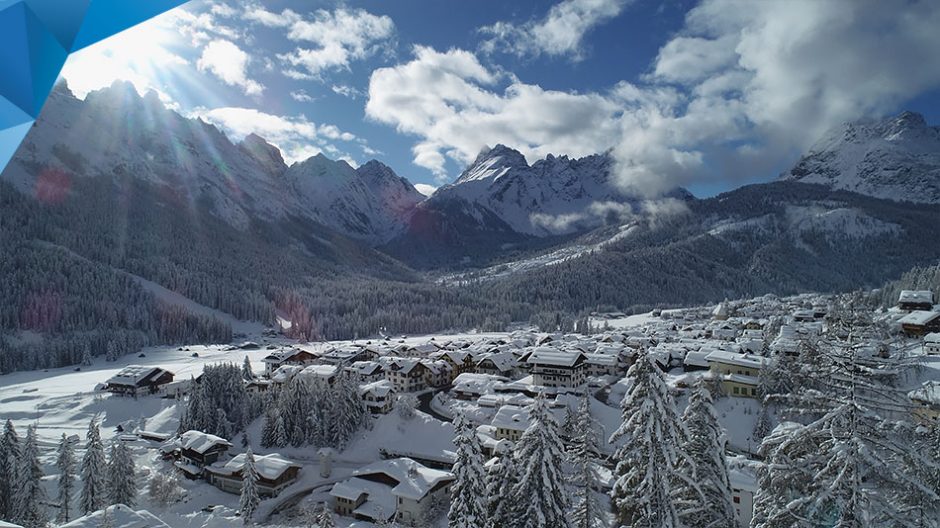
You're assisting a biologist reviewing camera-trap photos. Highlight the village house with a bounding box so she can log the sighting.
[384,359,430,393]
[346,361,385,383]
[524,348,587,389]
[422,359,455,388]
[451,373,508,400]
[245,378,273,394]
[898,290,935,311]
[104,365,174,397]
[705,350,769,398]
[475,351,517,378]
[434,350,476,377]
[360,380,396,414]
[490,405,531,442]
[583,353,619,377]
[924,333,940,355]
[729,467,758,527]
[908,381,940,425]
[205,452,301,497]
[160,430,232,479]
[898,310,940,337]
[329,458,454,525]
[262,348,318,376]
[319,346,376,366]
[300,364,340,387]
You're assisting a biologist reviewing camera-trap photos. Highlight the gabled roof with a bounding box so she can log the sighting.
[360,380,395,398]
[350,458,454,500]
[491,405,531,432]
[899,290,934,304]
[898,310,940,326]
[925,332,940,344]
[106,366,173,387]
[165,430,232,455]
[704,350,769,369]
[909,380,940,406]
[525,348,585,368]
[206,452,300,481]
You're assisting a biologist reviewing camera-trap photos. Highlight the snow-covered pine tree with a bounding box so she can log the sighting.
[754,301,940,526]
[674,381,734,528]
[332,373,367,449]
[148,471,182,506]
[568,391,604,528]
[242,356,254,380]
[510,393,569,528]
[80,419,108,514]
[274,415,288,448]
[448,413,487,528]
[81,343,92,366]
[484,442,518,528]
[317,502,336,528]
[56,433,76,523]
[0,419,21,520]
[107,440,137,507]
[609,351,685,528]
[752,403,772,444]
[240,448,261,525]
[260,407,277,448]
[14,424,47,528]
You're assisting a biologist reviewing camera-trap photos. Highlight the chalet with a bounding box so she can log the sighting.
[301,364,340,387]
[924,333,940,355]
[898,310,940,337]
[105,366,174,397]
[908,381,940,425]
[262,348,318,375]
[711,322,739,341]
[329,458,454,524]
[346,361,385,383]
[451,373,508,400]
[319,346,376,366]
[475,352,517,377]
[491,405,530,442]
[435,350,476,376]
[245,378,273,394]
[898,290,935,311]
[792,309,815,323]
[524,348,587,389]
[161,430,232,478]
[583,353,619,377]
[205,452,301,497]
[384,359,430,393]
[682,349,712,371]
[705,350,769,398]
[422,359,455,388]
[360,380,396,414]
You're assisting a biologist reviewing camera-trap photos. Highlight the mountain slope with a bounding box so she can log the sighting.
[782,111,940,203]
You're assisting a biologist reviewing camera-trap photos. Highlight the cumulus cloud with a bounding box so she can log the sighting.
[366,46,622,180]
[367,0,940,195]
[245,5,395,78]
[480,0,630,60]
[190,107,358,164]
[197,40,264,95]
[290,89,315,102]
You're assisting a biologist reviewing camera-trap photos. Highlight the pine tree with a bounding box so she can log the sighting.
[80,419,108,514]
[242,356,254,380]
[0,419,21,520]
[240,449,261,524]
[569,391,604,528]
[81,343,92,366]
[15,425,47,528]
[484,442,517,528]
[107,441,137,507]
[674,381,734,528]
[609,351,685,528]
[317,502,336,528]
[260,407,277,448]
[56,433,76,523]
[448,414,487,528]
[752,403,772,445]
[511,393,569,528]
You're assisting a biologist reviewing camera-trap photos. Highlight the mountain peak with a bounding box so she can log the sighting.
[457,144,529,184]
[239,133,286,176]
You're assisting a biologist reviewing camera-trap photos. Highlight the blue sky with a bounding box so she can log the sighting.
[59,0,940,197]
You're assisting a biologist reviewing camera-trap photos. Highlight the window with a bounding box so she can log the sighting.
[733,387,740,395]
[751,388,757,396]
[733,496,741,504]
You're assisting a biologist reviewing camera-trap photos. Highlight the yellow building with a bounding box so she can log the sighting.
[704,350,769,398]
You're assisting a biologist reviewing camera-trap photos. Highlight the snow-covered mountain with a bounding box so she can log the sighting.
[430,144,686,236]
[782,111,940,203]
[2,80,423,243]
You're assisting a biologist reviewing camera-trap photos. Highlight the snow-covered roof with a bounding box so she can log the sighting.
[348,360,383,375]
[172,430,232,455]
[683,349,712,368]
[360,379,395,397]
[898,310,940,326]
[908,381,940,406]
[525,348,585,368]
[349,457,454,501]
[453,373,507,395]
[59,505,170,528]
[899,290,934,304]
[206,452,300,481]
[106,365,172,387]
[476,351,516,371]
[491,405,531,432]
[584,353,617,366]
[925,333,940,344]
[728,468,758,492]
[0,522,23,528]
[704,350,768,370]
[301,364,339,378]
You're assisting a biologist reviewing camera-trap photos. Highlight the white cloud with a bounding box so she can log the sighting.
[246,6,395,78]
[190,107,356,164]
[480,0,629,60]
[331,84,364,99]
[369,0,940,195]
[290,89,315,102]
[366,46,622,179]
[197,39,264,95]
[414,183,438,197]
